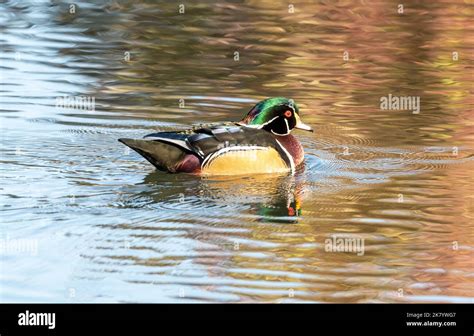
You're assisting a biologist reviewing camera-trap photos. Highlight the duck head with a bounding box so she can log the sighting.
[240,97,313,135]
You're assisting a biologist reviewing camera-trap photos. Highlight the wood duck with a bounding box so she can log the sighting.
[119,97,313,175]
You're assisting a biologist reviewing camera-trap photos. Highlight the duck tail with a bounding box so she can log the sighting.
[119,138,189,172]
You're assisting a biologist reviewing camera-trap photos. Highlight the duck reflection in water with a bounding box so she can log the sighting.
[138,167,306,223]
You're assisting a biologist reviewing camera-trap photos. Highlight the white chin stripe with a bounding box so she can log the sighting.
[271,130,290,136]
[270,119,290,136]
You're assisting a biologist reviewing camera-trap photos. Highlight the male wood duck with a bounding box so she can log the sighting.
[119,97,312,175]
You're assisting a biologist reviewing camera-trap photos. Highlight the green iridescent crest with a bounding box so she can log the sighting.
[244,97,299,125]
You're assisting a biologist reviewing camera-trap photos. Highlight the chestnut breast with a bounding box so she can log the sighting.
[274,134,305,167]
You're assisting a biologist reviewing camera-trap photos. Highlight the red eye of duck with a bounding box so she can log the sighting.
[284,110,292,118]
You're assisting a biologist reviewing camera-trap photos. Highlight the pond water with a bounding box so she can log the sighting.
[1,0,473,303]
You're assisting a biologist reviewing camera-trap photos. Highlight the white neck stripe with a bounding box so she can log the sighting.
[275,139,295,175]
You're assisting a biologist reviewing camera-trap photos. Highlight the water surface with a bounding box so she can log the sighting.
[1,0,473,302]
